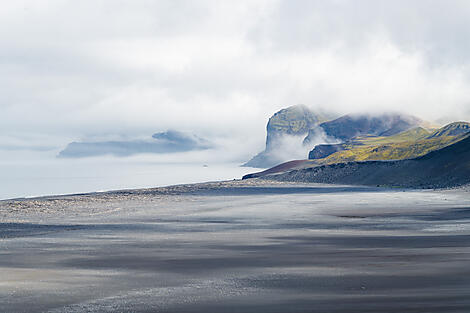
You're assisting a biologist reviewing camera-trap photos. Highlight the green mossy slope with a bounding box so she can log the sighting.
[309,123,470,166]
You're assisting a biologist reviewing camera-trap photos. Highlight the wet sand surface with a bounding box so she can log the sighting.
[1,180,470,312]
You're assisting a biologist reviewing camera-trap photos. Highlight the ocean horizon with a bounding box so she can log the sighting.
[0,151,258,200]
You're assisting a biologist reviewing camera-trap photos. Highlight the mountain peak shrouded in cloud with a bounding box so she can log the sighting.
[244,105,335,168]
[244,104,432,168]
[264,104,328,148]
[58,130,212,158]
[242,114,470,181]
[304,113,426,143]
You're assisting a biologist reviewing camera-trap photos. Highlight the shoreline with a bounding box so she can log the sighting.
[0,178,399,202]
[3,176,469,203]
[2,179,470,312]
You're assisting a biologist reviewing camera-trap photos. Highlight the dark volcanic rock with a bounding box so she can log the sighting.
[242,160,310,179]
[308,144,345,160]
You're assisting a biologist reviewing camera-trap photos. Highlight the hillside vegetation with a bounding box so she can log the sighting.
[245,106,427,168]
[304,113,426,144]
[308,122,470,166]
[269,132,470,188]
[243,105,470,187]
[428,122,470,138]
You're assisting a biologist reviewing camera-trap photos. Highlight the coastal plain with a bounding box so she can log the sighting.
[1,180,470,312]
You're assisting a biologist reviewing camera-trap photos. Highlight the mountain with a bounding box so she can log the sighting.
[264,104,322,147]
[243,105,330,168]
[243,121,470,182]
[428,122,470,138]
[308,123,470,165]
[303,113,425,144]
[308,127,431,160]
[265,133,470,188]
[58,130,211,158]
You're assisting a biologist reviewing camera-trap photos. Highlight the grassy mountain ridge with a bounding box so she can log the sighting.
[308,122,470,165]
[268,133,470,188]
[428,122,470,138]
[308,127,431,160]
[243,103,469,178]
[243,121,470,184]
[303,112,427,146]
[245,106,426,168]
[314,113,425,141]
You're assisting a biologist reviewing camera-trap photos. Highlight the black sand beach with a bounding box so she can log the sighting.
[1,180,470,312]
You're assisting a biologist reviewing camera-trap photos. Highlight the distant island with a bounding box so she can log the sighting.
[58,130,212,158]
[243,105,470,189]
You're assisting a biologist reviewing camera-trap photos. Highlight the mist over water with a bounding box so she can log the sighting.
[0,150,256,200]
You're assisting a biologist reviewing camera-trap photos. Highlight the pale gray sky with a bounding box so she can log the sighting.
[1,0,470,155]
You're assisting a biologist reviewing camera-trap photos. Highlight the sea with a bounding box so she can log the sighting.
[0,150,258,200]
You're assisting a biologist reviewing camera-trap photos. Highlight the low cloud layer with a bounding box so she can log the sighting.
[2,1,470,161]
[261,131,339,166]
[58,130,212,158]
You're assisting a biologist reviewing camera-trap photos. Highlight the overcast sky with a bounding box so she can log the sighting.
[2,0,470,153]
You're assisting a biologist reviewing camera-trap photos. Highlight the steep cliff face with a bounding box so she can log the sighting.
[265,105,322,149]
[244,105,326,168]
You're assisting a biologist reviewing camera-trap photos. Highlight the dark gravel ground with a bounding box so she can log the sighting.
[1,180,470,313]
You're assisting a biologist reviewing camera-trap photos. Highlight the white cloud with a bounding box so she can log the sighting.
[1,0,470,161]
